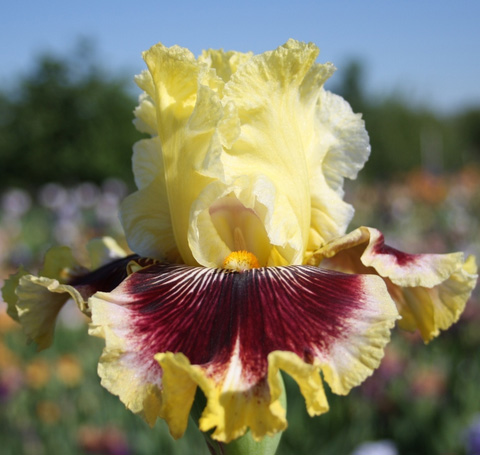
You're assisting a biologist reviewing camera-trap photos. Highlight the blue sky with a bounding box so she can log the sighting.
[2,0,479,113]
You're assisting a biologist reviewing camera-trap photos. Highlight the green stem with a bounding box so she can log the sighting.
[190,375,286,455]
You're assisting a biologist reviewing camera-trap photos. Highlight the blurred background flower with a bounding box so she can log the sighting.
[466,415,480,455]
[77,424,130,455]
[351,440,398,455]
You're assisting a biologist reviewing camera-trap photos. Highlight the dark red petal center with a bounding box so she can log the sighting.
[112,264,370,382]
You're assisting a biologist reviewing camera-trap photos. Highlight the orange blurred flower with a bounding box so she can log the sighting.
[407,169,448,205]
[56,354,83,387]
[25,358,50,389]
[0,341,19,369]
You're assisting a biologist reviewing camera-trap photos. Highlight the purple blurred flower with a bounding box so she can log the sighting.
[1,188,31,218]
[351,440,398,455]
[466,416,480,455]
[39,183,68,211]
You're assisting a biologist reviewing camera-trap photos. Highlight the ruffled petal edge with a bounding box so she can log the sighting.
[316,226,478,342]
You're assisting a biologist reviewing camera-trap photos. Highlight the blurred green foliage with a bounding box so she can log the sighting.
[0,41,141,190]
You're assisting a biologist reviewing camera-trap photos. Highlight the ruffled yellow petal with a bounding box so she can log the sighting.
[5,238,131,350]
[219,40,320,264]
[16,275,84,350]
[3,245,81,346]
[124,40,370,267]
[88,294,163,425]
[119,133,178,261]
[134,69,155,99]
[221,39,370,264]
[151,353,197,438]
[319,273,399,394]
[132,43,233,265]
[156,351,288,443]
[316,226,478,342]
[306,90,370,257]
[133,93,157,135]
[267,351,327,416]
[387,255,477,340]
[198,49,253,86]
[120,175,178,261]
[131,137,163,190]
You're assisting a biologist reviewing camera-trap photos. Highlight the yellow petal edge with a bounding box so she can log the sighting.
[16,276,84,350]
[5,238,127,350]
[316,226,478,342]
[155,350,327,443]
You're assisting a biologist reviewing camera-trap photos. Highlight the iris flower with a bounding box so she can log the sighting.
[3,40,477,449]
